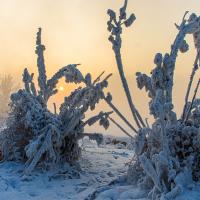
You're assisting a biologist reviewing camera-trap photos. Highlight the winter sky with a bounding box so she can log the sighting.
[0,0,200,135]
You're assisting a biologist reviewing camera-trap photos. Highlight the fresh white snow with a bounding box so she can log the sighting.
[0,141,199,200]
[0,143,132,200]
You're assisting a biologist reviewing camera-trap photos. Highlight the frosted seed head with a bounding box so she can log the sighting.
[188,13,198,23]
[107,9,116,20]
[103,119,110,129]
[36,28,42,45]
[106,92,112,102]
[154,53,163,66]
[23,68,31,82]
[119,7,126,20]
[136,72,145,89]
[163,53,171,68]
[85,73,92,85]
[124,14,136,27]
[107,21,113,32]
[179,40,189,53]
[108,35,115,43]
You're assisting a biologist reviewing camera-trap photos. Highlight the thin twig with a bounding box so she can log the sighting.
[83,111,113,127]
[93,71,105,85]
[145,118,150,128]
[103,96,138,133]
[53,103,57,114]
[184,78,200,122]
[114,51,145,129]
[102,73,113,81]
[108,116,134,138]
[182,50,200,120]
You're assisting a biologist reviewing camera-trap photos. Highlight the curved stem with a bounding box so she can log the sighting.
[108,116,134,138]
[184,78,200,122]
[93,71,105,85]
[103,96,138,133]
[114,50,145,128]
[182,50,199,120]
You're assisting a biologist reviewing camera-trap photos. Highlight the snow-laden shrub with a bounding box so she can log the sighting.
[0,28,112,174]
[106,1,200,199]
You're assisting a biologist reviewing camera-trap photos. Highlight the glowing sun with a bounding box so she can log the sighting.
[59,86,64,91]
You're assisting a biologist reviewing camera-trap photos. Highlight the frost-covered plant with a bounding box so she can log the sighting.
[107,1,200,199]
[107,0,145,129]
[0,28,113,174]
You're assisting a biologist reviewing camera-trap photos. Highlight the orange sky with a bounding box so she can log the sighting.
[0,0,200,136]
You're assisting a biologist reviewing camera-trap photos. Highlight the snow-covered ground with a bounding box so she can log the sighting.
[0,139,199,200]
[0,140,133,200]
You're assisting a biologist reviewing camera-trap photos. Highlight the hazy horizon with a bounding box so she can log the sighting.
[1,0,200,136]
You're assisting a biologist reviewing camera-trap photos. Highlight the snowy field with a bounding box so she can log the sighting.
[0,139,200,200]
[0,139,132,200]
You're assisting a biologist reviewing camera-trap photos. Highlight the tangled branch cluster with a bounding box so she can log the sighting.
[0,28,112,174]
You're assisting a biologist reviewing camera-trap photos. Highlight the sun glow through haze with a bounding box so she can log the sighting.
[59,86,64,92]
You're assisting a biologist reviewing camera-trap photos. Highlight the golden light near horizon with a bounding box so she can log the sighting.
[58,86,64,92]
[1,0,200,136]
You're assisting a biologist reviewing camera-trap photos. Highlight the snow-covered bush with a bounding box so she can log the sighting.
[106,0,200,199]
[0,28,112,174]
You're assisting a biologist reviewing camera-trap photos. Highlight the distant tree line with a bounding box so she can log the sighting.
[0,74,19,120]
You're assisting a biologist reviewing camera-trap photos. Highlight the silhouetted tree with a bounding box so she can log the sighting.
[0,74,19,119]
